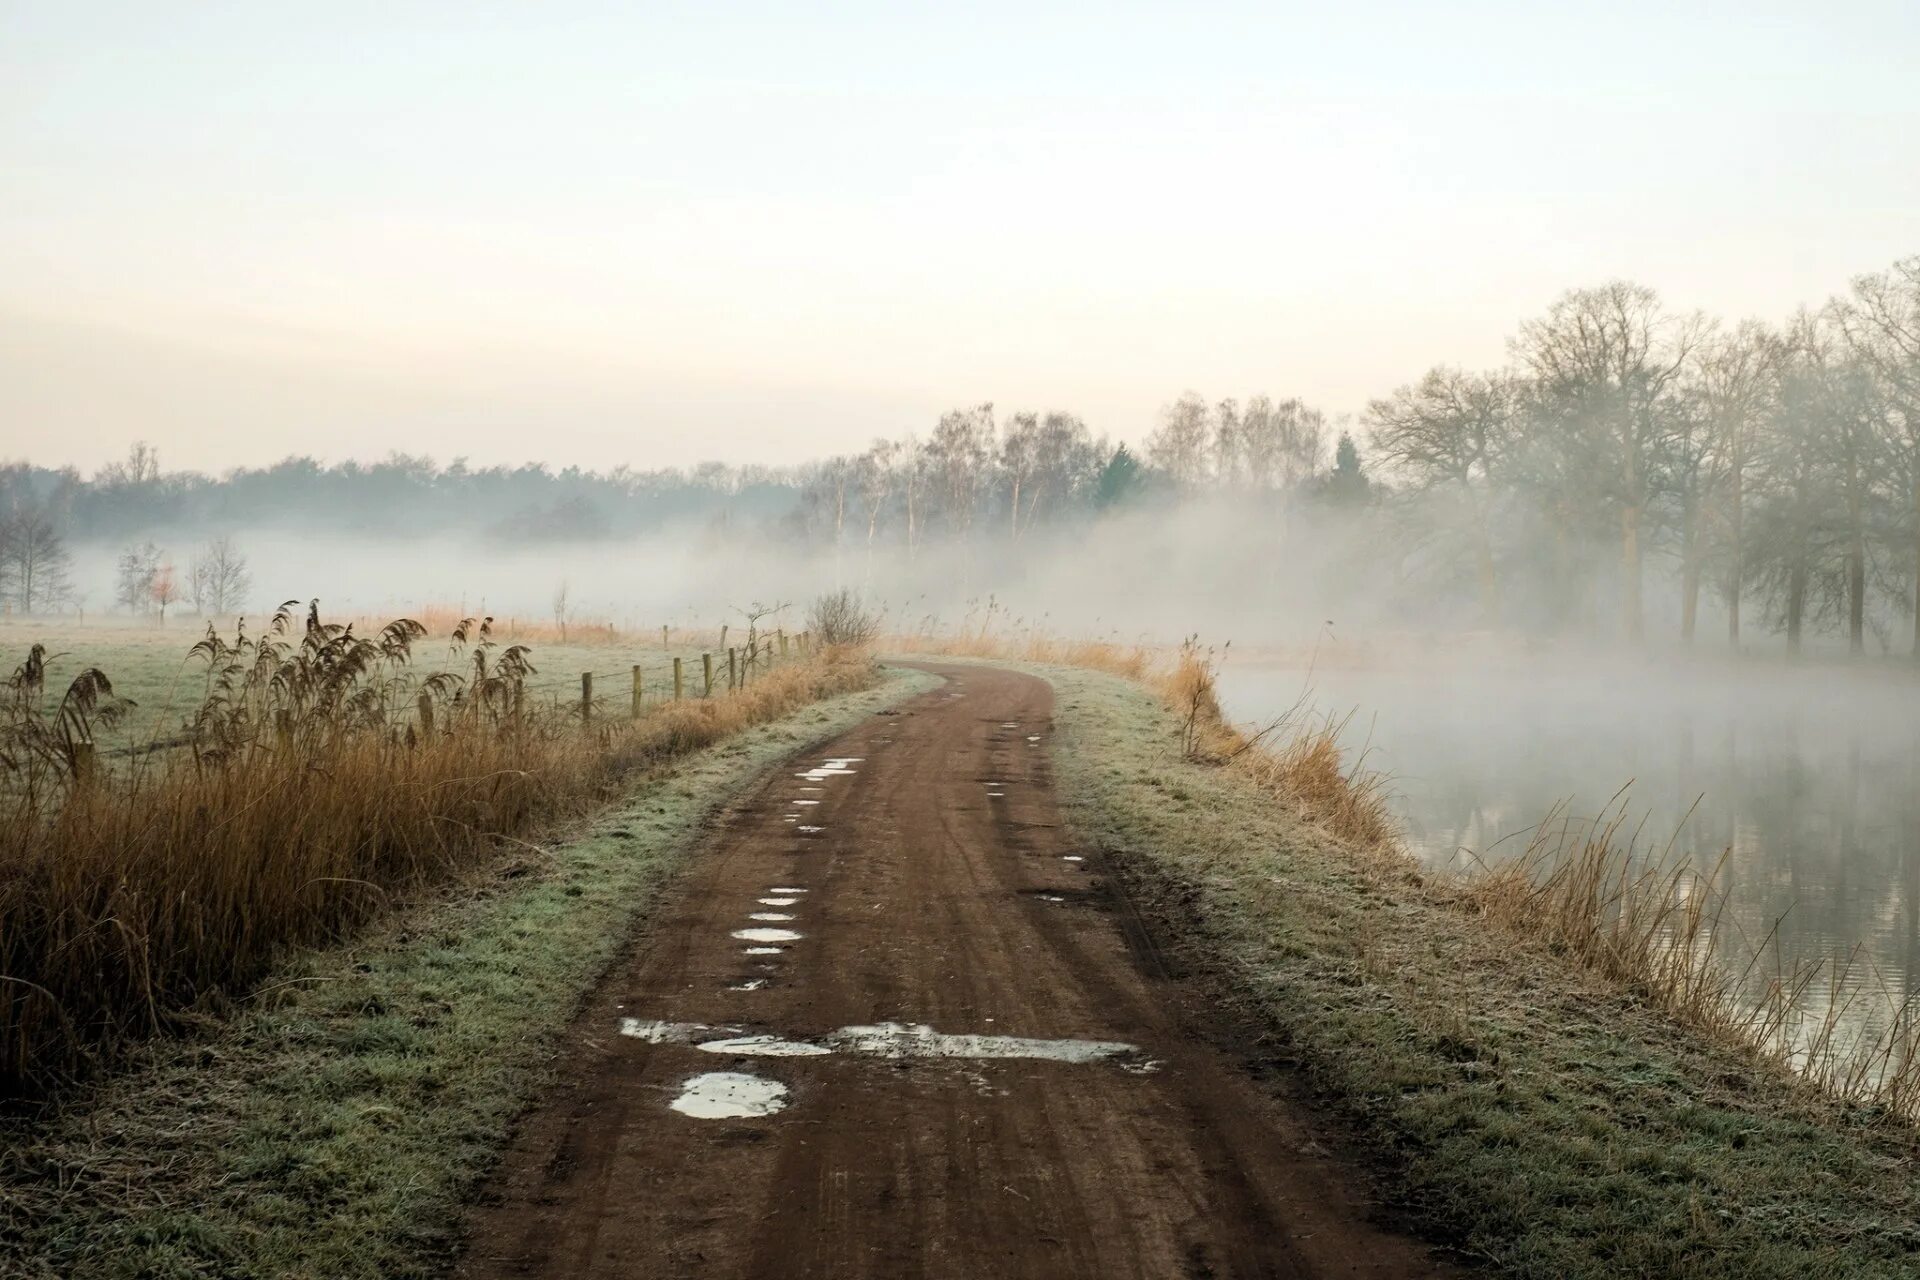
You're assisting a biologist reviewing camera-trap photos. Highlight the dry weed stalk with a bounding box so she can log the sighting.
[0,605,872,1094]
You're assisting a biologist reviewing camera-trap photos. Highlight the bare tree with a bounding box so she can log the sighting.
[1001,413,1041,540]
[1145,392,1212,489]
[1832,257,1920,657]
[925,405,995,541]
[150,560,180,623]
[0,501,73,614]
[856,440,897,585]
[1236,396,1328,492]
[114,542,160,615]
[1688,321,1779,647]
[190,534,252,616]
[1367,367,1517,622]
[1515,282,1707,642]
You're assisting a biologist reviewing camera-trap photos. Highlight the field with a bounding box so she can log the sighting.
[0,614,765,765]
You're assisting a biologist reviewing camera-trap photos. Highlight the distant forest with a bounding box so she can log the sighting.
[3,254,1917,656]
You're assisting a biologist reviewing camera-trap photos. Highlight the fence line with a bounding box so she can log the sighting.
[67,630,816,767]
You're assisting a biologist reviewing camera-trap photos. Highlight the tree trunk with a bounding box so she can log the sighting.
[1787,560,1808,658]
[1727,467,1744,649]
[1621,504,1644,643]
[1912,480,1920,660]
[1679,499,1700,645]
[1849,535,1867,656]
[1848,459,1866,655]
[1466,484,1499,625]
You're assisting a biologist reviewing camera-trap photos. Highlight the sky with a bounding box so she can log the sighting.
[2,0,1917,476]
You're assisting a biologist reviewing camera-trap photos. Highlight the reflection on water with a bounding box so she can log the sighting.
[1217,655,1920,1023]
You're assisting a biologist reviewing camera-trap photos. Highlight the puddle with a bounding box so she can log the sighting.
[621,1018,1149,1069]
[759,896,799,906]
[749,912,795,922]
[1039,894,1064,903]
[729,978,768,992]
[1062,855,1084,863]
[794,799,821,806]
[733,927,803,943]
[1027,735,1042,743]
[699,1034,832,1057]
[797,825,825,834]
[744,945,783,955]
[770,886,808,894]
[670,1071,789,1119]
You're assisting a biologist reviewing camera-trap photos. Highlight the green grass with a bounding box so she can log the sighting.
[1035,662,1920,1279]
[0,663,938,1280]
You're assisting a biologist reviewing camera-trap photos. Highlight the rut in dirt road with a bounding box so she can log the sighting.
[459,663,1455,1279]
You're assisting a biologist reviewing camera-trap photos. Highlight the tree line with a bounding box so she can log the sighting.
[4,255,1915,654]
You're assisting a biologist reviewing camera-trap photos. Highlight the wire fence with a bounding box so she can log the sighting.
[77,631,817,766]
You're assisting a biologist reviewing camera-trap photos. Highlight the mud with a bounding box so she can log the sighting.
[459,664,1453,1279]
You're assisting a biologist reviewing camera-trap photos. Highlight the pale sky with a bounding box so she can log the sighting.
[3,1,1916,475]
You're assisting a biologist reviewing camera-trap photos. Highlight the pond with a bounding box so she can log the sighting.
[1215,651,1920,1032]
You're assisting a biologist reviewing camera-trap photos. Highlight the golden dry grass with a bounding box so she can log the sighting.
[0,608,870,1094]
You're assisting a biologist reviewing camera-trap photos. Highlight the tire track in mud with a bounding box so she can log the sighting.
[458,663,1454,1279]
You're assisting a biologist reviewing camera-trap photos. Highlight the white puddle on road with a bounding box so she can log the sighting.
[620,1018,1152,1069]
[728,978,768,992]
[770,886,807,894]
[760,897,799,906]
[1063,856,1084,863]
[797,825,825,834]
[749,912,795,922]
[743,945,784,955]
[793,799,821,806]
[733,927,803,943]
[700,1033,831,1057]
[670,1071,789,1119]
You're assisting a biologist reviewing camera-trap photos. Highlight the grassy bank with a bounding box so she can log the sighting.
[0,664,937,1280]
[1035,662,1920,1279]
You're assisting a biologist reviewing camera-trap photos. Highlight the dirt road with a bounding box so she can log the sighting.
[459,663,1452,1279]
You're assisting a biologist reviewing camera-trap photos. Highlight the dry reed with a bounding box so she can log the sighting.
[0,604,871,1094]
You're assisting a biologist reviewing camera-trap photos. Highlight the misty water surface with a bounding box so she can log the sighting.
[1217,652,1920,1027]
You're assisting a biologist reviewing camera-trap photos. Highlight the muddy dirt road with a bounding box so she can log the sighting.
[460,664,1452,1279]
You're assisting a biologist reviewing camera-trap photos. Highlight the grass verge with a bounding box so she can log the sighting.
[1035,661,1920,1279]
[0,664,938,1280]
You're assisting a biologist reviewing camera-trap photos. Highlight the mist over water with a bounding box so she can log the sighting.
[1216,649,1920,1026]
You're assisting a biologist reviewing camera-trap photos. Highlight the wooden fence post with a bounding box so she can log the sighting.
[727,647,737,691]
[661,624,669,651]
[581,672,593,726]
[720,624,729,653]
[631,664,643,718]
[673,656,683,699]
[702,652,714,696]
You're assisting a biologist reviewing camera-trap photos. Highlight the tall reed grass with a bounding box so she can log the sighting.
[0,604,871,1094]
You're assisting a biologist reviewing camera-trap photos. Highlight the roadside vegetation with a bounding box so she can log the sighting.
[0,603,846,1093]
[903,633,1920,1276]
[0,661,931,1278]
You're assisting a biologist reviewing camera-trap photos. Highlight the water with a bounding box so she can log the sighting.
[1216,652,1920,1025]
[669,1071,789,1119]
